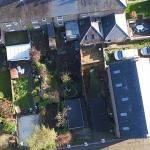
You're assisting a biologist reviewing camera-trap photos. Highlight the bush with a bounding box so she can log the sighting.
[61,73,71,84]
[0,118,16,134]
[0,92,4,99]
[57,132,72,147]
[27,126,57,150]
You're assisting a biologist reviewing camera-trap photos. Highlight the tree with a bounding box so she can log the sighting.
[27,126,57,150]
[130,11,137,19]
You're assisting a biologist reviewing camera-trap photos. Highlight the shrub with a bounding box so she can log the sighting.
[61,73,71,84]
[0,92,4,99]
[57,132,72,147]
[0,118,16,134]
[27,126,57,150]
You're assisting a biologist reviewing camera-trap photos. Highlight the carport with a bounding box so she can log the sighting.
[65,99,84,129]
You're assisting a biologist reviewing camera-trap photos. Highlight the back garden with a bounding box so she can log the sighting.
[0,47,16,149]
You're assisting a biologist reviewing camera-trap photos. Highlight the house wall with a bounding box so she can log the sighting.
[105,25,128,43]
[80,27,103,46]
[107,67,120,138]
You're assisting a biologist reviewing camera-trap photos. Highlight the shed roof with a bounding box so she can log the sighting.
[65,99,84,129]
[109,59,150,138]
[10,68,18,79]
[47,22,55,37]
[6,43,31,61]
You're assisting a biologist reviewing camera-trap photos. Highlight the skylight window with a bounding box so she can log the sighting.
[115,83,122,87]
[122,127,130,131]
[113,70,120,74]
[120,113,127,117]
[121,97,129,101]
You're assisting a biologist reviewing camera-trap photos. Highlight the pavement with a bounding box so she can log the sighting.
[58,138,150,150]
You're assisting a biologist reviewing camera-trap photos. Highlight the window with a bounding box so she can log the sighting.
[120,113,127,117]
[122,127,130,131]
[91,34,95,39]
[115,83,122,88]
[57,16,63,20]
[113,70,120,74]
[121,97,129,101]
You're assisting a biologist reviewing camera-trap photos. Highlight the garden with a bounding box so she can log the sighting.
[126,0,150,19]
[0,74,16,145]
[12,77,33,111]
[83,65,107,100]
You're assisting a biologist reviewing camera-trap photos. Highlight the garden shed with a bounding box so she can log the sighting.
[65,99,84,129]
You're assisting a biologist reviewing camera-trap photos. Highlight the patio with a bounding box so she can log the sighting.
[81,46,104,65]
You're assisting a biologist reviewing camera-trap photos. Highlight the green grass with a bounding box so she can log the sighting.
[12,77,32,110]
[126,0,150,19]
[5,31,29,46]
[0,70,11,99]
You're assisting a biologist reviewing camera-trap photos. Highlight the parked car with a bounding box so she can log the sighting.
[114,49,139,60]
[141,46,150,56]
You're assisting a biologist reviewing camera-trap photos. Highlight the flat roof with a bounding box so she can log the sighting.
[65,99,84,129]
[18,114,39,146]
[0,0,125,24]
[109,59,149,138]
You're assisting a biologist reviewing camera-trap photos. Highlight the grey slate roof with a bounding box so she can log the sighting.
[109,59,148,138]
[78,17,91,41]
[101,14,116,38]
[101,13,128,42]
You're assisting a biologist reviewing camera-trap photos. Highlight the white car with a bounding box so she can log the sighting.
[141,46,150,56]
[114,49,139,60]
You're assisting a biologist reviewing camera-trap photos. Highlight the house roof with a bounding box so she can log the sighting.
[65,21,80,39]
[47,22,55,38]
[64,99,84,129]
[0,0,125,24]
[101,13,128,40]
[101,14,116,38]
[6,43,31,61]
[109,59,150,138]
[79,17,102,42]
[118,0,127,7]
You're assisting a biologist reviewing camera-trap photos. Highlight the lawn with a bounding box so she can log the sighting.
[0,70,11,99]
[126,0,150,19]
[12,77,32,110]
[5,31,29,46]
[84,66,101,99]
